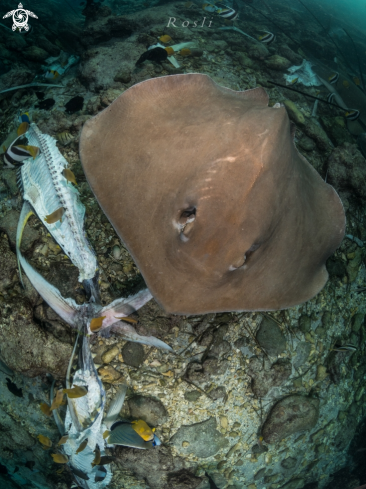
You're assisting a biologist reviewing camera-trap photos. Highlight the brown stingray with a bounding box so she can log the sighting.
[80,74,345,315]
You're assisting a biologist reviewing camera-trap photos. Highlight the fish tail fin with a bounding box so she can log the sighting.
[104,384,128,429]
[16,201,34,288]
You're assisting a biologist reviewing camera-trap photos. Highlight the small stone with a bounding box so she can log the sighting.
[112,245,122,260]
[24,46,49,62]
[184,390,202,402]
[256,316,286,356]
[101,345,120,364]
[283,100,305,125]
[121,342,145,367]
[128,396,168,426]
[170,417,229,458]
[114,68,132,84]
[265,55,291,70]
[298,315,311,333]
[182,441,190,447]
[98,365,121,383]
[220,416,228,429]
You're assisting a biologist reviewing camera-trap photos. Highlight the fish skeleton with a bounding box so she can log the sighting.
[16,122,97,284]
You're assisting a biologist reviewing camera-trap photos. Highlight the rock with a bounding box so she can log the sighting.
[128,396,167,426]
[235,52,253,68]
[279,479,304,489]
[23,46,49,62]
[0,233,18,292]
[5,35,27,52]
[283,100,305,125]
[352,313,364,333]
[280,456,297,470]
[265,55,292,70]
[185,359,228,386]
[45,261,79,299]
[293,341,311,369]
[121,341,144,367]
[115,443,199,489]
[302,118,331,151]
[247,357,291,397]
[262,395,319,444]
[184,390,202,402]
[101,345,120,364]
[114,67,132,83]
[0,69,34,95]
[98,365,121,383]
[326,256,346,279]
[298,315,311,333]
[167,469,203,489]
[35,37,60,56]
[320,116,354,146]
[248,43,269,59]
[256,316,286,356]
[170,417,229,458]
[1,169,19,196]
[278,44,302,65]
[297,135,315,152]
[234,336,253,357]
[346,247,363,282]
[0,297,72,377]
[316,365,328,381]
[0,210,39,252]
[328,143,366,201]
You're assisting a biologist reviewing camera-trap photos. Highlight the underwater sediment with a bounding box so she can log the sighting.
[0,1,365,489]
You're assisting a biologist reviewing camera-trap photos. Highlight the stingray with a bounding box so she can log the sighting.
[80,74,345,315]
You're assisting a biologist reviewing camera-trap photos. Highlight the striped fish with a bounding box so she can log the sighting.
[328,73,339,84]
[345,109,360,121]
[327,92,335,104]
[56,131,74,146]
[216,2,238,20]
[258,31,276,44]
[3,136,40,168]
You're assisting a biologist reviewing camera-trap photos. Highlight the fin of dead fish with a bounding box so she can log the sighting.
[18,252,79,325]
[104,384,127,429]
[16,201,34,287]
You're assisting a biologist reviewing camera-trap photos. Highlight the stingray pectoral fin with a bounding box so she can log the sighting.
[18,252,79,326]
[16,201,35,287]
[108,423,154,449]
[104,384,128,429]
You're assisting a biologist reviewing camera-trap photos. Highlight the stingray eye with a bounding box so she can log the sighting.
[178,207,196,241]
[230,243,261,270]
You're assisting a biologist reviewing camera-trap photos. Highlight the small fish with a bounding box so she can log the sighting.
[180,48,192,56]
[18,111,30,124]
[184,1,194,8]
[76,438,88,454]
[70,466,89,480]
[44,207,65,224]
[164,46,175,56]
[4,142,39,168]
[17,121,29,136]
[159,35,172,43]
[202,3,217,13]
[136,47,168,66]
[90,316,106,333]
[102,430,110,439]
[353,76,361,86]
[95,466,107,482]
[258,31,276,43]
[327,92,335,104]
[51,453,68,464]
[40,402,52,416]
[63,385,88,398]
[332,344,357,352]
[37,434,52,448]
[62,168,77,185]
[56,131,74,146]
[289,77,298,85]
[344,109,360,121]
[58,435,69,445]
[6,378,22,397]
[131,419,155,441]
[45,70,60,80]
[328,72,339,84]
[342,80,350,88]
[91,446,101,467]
[216,3,239,21]
[50,389,64,411]
[114,316,138,324]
